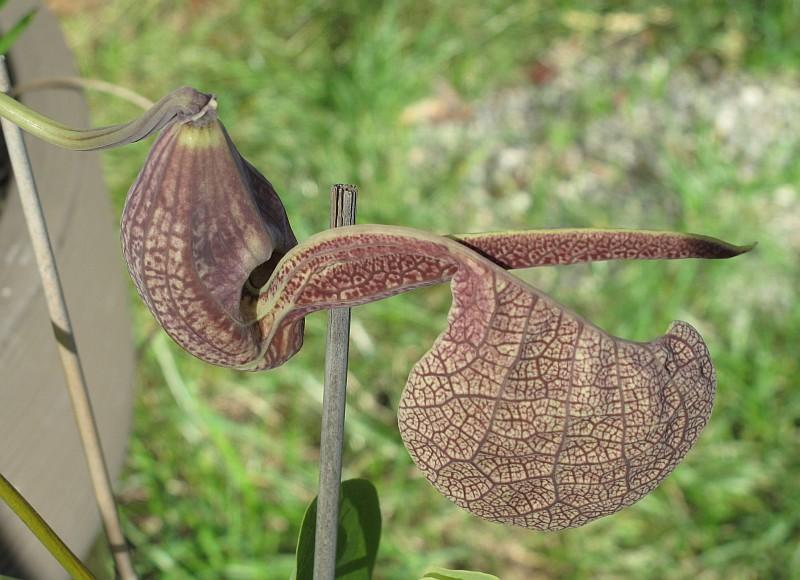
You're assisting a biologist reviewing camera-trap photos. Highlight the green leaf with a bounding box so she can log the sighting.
[419,568,500,580]
[295,478,381,580]
[0,9,37,55]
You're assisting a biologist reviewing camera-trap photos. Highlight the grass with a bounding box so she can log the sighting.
[46,0,800,578]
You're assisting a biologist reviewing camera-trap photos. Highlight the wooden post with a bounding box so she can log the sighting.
[0,56,137,580]
[313,184,357,579]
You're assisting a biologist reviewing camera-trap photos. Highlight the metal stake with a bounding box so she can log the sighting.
[313,184,357,580]
[0,57,137,580]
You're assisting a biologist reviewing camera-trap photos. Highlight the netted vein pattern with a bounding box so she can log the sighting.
[399,253,714,530]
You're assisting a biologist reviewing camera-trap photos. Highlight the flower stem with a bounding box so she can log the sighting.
[0,473,95,580]
[0,64,212,150]
[313,185,358,580]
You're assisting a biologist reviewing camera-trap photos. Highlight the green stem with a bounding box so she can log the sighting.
[0,62,214,150]
[0,473,95,580]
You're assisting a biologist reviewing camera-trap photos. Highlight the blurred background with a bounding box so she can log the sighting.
[43,0,799,578]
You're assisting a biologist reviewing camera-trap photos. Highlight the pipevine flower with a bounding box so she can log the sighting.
[0,84,752,530]
[111,88,751,530]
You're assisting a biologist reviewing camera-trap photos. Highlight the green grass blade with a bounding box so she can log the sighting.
[0,9,37,55]
[0,472,95,579]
